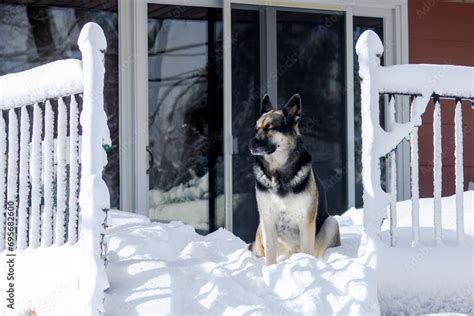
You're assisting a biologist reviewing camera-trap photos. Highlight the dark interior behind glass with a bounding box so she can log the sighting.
[230,8,261,242]
[277,10,347,215]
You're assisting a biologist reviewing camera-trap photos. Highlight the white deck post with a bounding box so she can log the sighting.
[78,22,110,314]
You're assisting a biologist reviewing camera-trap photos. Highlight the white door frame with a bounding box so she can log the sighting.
[118,0,409,227]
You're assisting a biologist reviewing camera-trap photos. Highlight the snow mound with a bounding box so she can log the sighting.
[105,214,379,315]
[0,244,82,315]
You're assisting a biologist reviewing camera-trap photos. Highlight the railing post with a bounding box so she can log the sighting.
[356,30,395,236]
[78,22,110,315]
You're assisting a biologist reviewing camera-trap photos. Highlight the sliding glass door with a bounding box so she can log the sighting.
[139,1,398,238]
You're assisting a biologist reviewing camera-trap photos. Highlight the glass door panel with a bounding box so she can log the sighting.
[147,4,223,234]
[230,7,261,242]
[277,10,348,214]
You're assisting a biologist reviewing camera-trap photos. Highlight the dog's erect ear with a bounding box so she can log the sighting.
[261,94,274,115]
[283,93,302,126]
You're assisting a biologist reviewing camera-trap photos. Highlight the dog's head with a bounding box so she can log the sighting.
[249,93,302,156]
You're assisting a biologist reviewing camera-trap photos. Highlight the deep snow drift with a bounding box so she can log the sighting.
[105,214,379,315]
[105,191,473,315]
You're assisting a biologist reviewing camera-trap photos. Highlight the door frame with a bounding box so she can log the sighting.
[118,0,409,230]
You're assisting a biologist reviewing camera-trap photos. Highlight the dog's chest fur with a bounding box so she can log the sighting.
[256,187,315,244]
[254,153,317,244]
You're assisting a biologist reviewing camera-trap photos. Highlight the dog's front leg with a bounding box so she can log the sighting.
[260,215,277,265]
[299,217,315,255]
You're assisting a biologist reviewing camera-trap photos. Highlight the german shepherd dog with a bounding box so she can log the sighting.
[249,94,341,265]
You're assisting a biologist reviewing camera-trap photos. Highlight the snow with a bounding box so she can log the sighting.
[55,97,68,246]
[7,109,19,249]
[68,96,80,244]
[103,191,472,315]
[29,104,43,249]
[0,59,83,109]
[17,107,30,250]
[41,100,55,247]
[347,191,473,314]
[77,21,110,315]
[1,192,472,315]
[104,212,380,315]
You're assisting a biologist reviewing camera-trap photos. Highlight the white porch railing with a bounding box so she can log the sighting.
[0,23,111,313]
[356,30,473,246]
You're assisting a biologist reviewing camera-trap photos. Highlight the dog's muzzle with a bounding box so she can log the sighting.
[249,138,276,156]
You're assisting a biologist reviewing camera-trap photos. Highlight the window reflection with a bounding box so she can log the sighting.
[147,5,223,233]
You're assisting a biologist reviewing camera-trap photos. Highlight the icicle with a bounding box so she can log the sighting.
[17,107,30,250]
[433,98,442,245]
[0,112,6,251]
[68,95,80,244]
[29,104,42,248]
[454,99,464,245]
[6,109,19,250]
[41,100,54,247]
[55,97,67,245]
[387,96,397,246]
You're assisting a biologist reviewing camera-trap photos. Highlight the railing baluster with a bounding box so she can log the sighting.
[410,129,420,246]
[454,99,464,245]
[387,96,397,246]
[29,104,42,248]
[433,98,442,245]
[18,107,30,250]
[41,100,55,247]
[0,112,6,251]
[55,97,67,245]
[6,109,19,250]
[68,95,80,244]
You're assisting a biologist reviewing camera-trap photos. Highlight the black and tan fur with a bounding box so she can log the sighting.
[249,93,341,265]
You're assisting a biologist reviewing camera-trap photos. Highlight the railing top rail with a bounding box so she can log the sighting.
[356,30,474,99]
[0,59,83,109]
[380,92,473,102]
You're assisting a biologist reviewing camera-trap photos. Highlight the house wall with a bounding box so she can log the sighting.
[409,0,474,197]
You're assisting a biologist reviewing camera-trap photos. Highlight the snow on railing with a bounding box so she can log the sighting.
[356,30,473,246]
[0,22,110,313]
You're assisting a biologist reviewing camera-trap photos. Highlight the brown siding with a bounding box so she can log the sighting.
[409,0,474,197]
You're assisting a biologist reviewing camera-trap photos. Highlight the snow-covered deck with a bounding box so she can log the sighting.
[104,191,473,315]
